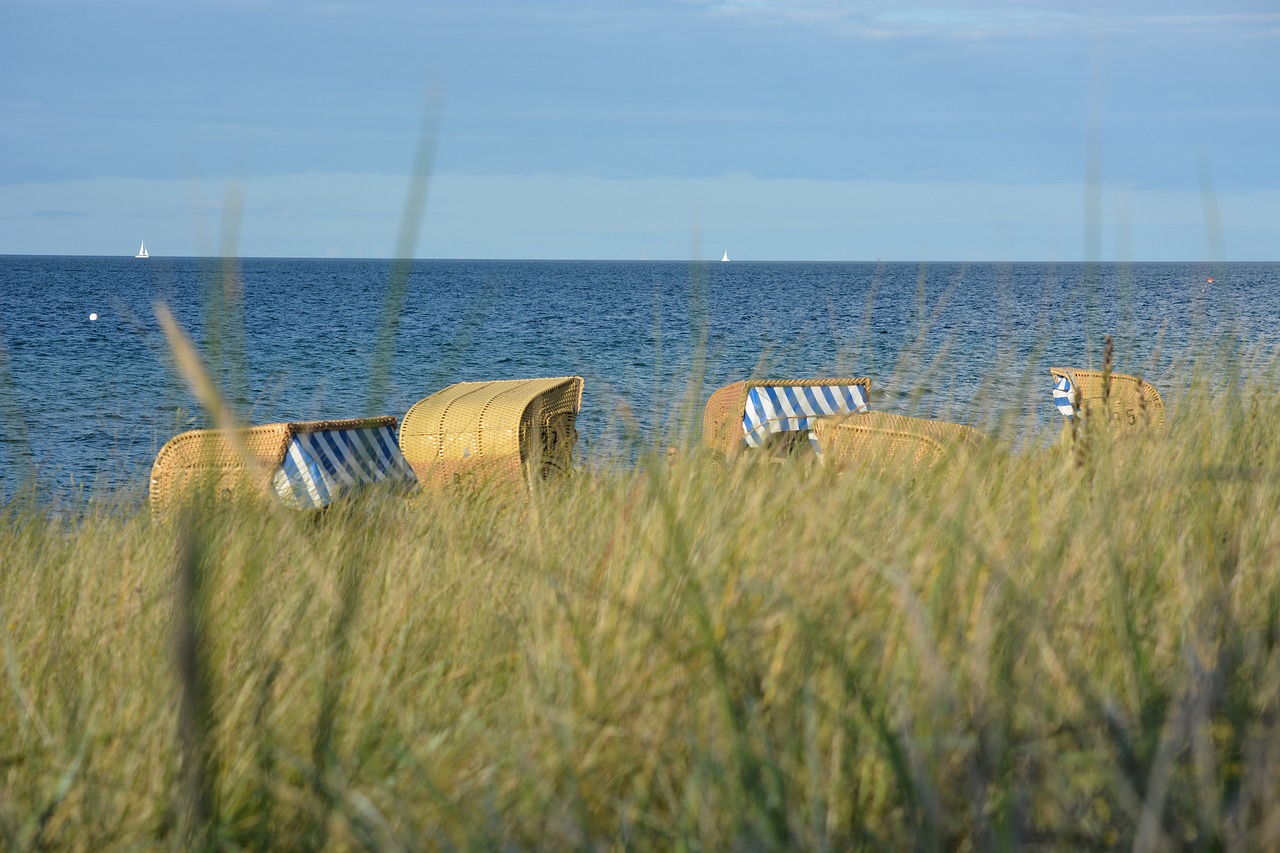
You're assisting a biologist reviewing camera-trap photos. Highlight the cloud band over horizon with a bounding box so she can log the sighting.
[1,171,1273,262]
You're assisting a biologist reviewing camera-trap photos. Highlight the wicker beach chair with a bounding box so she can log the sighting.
[1050,367,1165,437]
[398,376,584,488]
[813,411,987,471]
[702,377,872,458]
[149,416,417,519]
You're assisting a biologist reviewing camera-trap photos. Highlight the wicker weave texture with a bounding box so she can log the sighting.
[149,416,398,518]
[1050,367,1165,435]
[703,381,748,457]
[702,377,872,457]
[814,412,985,470]
[398,376,584,487]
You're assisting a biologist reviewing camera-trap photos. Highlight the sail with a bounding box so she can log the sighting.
[136,240,149,259]
[721,250,730,262]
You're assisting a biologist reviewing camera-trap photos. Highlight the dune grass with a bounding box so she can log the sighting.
[3,340,1280,851]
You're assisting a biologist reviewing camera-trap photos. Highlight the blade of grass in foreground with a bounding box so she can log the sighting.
[0,323,35,496]
[365,87,442,416]
[154,303,262,487]
[173,508,221,849]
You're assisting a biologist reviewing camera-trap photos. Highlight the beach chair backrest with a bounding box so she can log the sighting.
[398,376,584,487]
[1049,367,1165,436]
[150,416,414,518]
[703,377,872,457]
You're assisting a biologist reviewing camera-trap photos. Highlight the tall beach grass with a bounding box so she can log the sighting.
[3,328,1280,850]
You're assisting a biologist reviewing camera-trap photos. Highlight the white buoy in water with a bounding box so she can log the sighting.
[89,313,98,321]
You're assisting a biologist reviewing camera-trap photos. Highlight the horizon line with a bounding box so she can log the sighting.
[0,253,1263,264]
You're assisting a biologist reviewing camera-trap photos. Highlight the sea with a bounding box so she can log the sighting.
[2,256,1277,504]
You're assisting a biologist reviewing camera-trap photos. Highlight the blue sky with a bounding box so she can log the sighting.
[2,0,1277,260]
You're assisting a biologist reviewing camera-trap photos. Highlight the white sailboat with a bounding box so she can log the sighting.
[135,239,149,259]
[721,250,730,262]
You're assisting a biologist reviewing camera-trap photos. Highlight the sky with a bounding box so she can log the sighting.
[1,0,1277,261]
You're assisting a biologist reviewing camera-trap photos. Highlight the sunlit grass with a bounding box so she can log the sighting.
[3,345,1280,850]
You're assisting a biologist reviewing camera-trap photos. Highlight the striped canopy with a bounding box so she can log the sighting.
[1053,374,1076,419]
[271,421,418,509]
[743,383,870,448]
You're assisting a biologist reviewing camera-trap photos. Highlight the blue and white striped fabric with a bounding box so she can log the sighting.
[1053,375,1076,420]
[271,424,418,509]
[742,383,870,448]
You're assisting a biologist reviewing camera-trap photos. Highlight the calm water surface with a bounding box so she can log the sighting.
[1,256,1276,501]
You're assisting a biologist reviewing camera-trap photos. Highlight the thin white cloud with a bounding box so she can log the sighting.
[697,0,1280,40]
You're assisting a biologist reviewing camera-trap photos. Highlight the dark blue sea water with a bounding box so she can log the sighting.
[2,256,1277,503]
